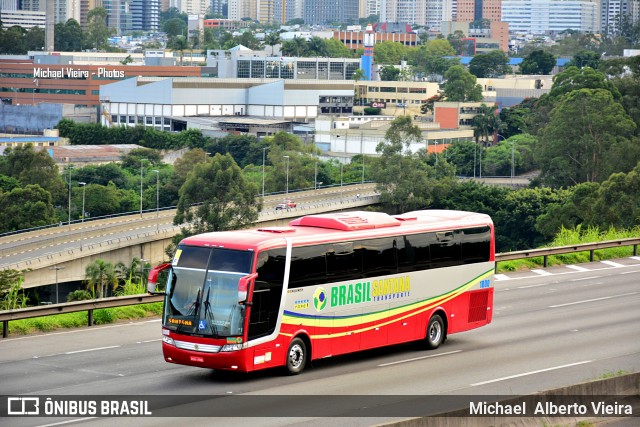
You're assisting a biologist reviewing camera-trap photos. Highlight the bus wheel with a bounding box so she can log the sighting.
[425,314,444,350]
[286,337,307,375]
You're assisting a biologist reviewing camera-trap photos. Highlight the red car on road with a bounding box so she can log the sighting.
[275,199,296,210]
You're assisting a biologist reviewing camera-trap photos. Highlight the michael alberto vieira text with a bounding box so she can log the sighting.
[469,400,633,416]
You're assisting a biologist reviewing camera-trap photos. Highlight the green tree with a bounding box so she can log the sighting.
[85,7,112,51]
[264,32,281,54]
[170,36,189,65]
[538,89,637,188]
[85,259,118,298]
[281,36,307,56]
[325,38,354,58]
[379,66,401,81]
[24,25,44,51]
[566,50,600,70]
[373,116,434,213]
[468,50,511,78]
[447,31,465,55]
[174,153,261,235]
[443,65,483,102]
[592,163,640,229]
[374,41,406,64]
[519,50,556,75]
[494,187,566,251]
[535,182,600,240]
[471,104,500,145]
[164,18,187,39]
[0,144,65,202]
[0,185,56,233]
[548,66,621,102]
[82,182,123,218]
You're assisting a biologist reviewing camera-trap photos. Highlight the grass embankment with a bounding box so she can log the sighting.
[1,303,162,336]
[497,226,640,272]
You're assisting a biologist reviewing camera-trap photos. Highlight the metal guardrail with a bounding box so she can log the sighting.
[1,236,639,338]
[494,237,640,268]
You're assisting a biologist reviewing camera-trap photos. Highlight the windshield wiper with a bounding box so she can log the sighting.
[176,289,201,334]
[203,285,219,337]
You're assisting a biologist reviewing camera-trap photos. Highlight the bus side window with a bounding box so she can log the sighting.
[361,237,397,277]
[289,245,327,288]
[326,242,362,283]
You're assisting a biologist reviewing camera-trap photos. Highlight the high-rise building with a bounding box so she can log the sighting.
[455,0,501,23]
[601,0,627,34]
[302,0,359,25]
[502,0,599,34]
[130,0,160,31]
[1,0,18,11]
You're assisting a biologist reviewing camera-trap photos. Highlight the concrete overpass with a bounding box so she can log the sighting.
[0,184,379,289]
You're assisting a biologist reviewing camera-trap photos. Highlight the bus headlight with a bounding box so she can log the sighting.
[220,344,242,352]
[162,336,175,346]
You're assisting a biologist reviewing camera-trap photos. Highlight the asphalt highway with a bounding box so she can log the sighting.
[1,257,639,427]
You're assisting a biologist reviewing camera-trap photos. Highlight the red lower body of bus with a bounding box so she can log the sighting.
[162,287,493,373]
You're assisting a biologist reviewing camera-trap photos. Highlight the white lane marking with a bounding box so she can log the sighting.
[137,339,162,343]
[378,350,461,367]
[36,417,98,427]
[494,274,510,281]
[631,257,640,262]
[567,265,589,272]
[569,276,600,282]
[65,345,120,354]
[620,270,640,275]
[517,282,555,289]
[531,269,553,276]
[549,292,639,308]
[0,319,161,342]
[601,260,625,267]
[470,361,592,386]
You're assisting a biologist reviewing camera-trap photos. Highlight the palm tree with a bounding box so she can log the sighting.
[472,104,498,146]
[172,36,188,65]
[264,32,281,55]
[85,259,118,298]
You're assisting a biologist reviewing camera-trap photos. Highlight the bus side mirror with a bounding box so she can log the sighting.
[238,273,258,303]
[147,263,171,295]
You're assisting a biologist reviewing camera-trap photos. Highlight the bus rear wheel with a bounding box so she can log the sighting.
[286,337,307,375]
[425,314,444,350]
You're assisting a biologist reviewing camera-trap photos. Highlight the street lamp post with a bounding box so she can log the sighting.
[139,258,149,289]
[67,165,73,225]
[360,134,365,184]
[496,134,510,183]
[283,155,290,197]
[262,147,268,199]
[152,170,160,220]
[49,266,65,304]
[79,182,87,222]
[140,158,147,217]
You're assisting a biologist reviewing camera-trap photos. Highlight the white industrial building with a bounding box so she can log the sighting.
[98,76,356,130]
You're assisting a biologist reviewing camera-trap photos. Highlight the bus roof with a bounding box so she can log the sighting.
[179,210,493,251]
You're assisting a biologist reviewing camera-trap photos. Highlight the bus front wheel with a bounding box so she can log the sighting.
[425,314,444,350]
[286,337,307,375]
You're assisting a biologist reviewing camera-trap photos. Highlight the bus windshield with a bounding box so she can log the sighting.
[163,246,253,338]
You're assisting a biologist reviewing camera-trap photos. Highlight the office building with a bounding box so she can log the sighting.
[502,0,599,34]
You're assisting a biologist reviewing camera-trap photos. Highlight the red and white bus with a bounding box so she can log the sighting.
[148,210,495,374]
